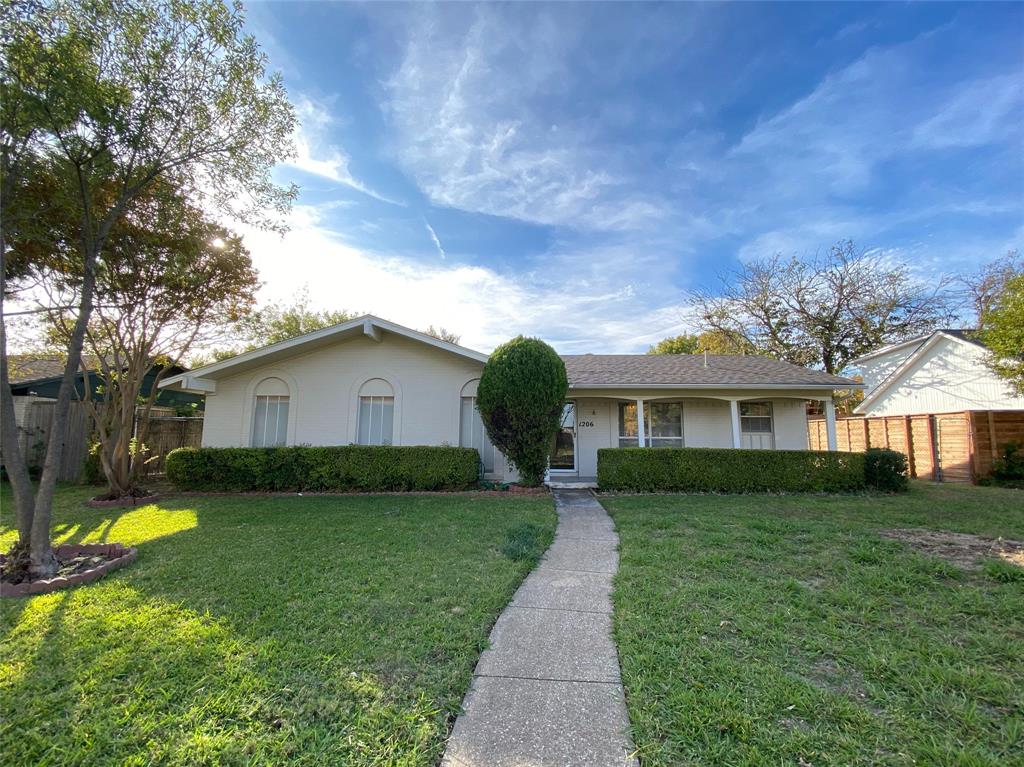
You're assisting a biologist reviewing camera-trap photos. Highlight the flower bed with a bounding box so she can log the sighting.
[0,543,137,597]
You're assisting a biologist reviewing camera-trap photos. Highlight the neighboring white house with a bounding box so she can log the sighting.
[159,315,859,483]
[851,329,1024,417]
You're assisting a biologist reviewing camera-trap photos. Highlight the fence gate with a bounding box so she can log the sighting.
[140,417,203,476]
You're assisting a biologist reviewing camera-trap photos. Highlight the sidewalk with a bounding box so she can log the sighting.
[441,489,638,767]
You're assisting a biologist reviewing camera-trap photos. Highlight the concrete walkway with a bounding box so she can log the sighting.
[441,489,638,767]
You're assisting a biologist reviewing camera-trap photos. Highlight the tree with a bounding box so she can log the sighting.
[980,274,1024,396]
[422,325,461,345]
[689,240,955,374]
[647,334,700,355]
[477,336,568,486]
[647,330,755,355]
[39,186,259,499]
[1,0,295,577]
[963,250,1021,322]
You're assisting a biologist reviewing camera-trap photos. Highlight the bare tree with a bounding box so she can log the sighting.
[961,250,1022,323]
[689,241,956,374]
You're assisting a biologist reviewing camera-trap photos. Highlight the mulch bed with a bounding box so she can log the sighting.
[87,494,161,508]
[0,543,138,598]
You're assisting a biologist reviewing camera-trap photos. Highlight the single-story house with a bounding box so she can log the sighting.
[851,329,1024,416]
[8,355,204,411]
[159,316,860,483]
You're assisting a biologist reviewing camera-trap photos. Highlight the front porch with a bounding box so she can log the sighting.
[543,391,841,482]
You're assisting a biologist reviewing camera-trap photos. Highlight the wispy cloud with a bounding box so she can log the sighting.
[424,219,446,259]
[287,95,405,205]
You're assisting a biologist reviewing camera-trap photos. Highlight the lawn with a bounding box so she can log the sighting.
[0,486,556,766]
[605,482,1023,767]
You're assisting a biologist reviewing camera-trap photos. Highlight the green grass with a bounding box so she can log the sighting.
[0,486,555,766]
[604,482,1024,767]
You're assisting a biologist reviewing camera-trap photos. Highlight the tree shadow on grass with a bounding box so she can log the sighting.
[2,492,554,766]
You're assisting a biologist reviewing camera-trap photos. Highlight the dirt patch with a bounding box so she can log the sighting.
[879,528,1024,571]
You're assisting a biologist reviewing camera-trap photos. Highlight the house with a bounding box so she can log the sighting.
[851,329,1024,416]
[159,315,860,483]
[8,355,204,411]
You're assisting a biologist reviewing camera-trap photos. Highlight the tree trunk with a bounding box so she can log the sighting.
[0,233,37,560]
[28,239,100,577]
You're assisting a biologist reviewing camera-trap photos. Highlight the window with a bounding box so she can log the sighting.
[251,377,289,447]
[460,397,494,472]
[252,395,289,447]
[740,401,774,450]
[358,396,394,445]
[740,402,773,433]
[618,402,683,448]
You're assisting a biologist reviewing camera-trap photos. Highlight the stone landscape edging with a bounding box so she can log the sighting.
[0,543,138,598]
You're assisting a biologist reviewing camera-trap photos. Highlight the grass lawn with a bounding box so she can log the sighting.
[0,486,556,766]
[605,482,1023,767]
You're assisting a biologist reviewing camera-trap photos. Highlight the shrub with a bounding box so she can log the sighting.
[81,442,105,486]
[165,445,479,492]
[597,447,867,493]
[863,448,909,493]
[477,336,568,486]
[991,441,1024,482]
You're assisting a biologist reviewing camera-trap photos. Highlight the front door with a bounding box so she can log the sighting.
[549,401,577,472]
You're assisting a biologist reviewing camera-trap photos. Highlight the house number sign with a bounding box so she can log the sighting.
[578,420,595,428]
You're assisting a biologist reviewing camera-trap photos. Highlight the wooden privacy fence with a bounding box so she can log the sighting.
[808,410,1024,483]
[6,397,203,481]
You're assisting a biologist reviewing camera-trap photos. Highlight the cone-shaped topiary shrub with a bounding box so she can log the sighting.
[477,336,568,486]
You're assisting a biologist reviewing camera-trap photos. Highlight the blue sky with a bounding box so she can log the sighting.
[238,1,1023,352]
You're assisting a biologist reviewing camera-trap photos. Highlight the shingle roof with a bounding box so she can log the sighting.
[560,354,858,388]
[6,355,102,385]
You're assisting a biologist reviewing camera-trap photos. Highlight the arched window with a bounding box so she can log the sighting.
[459,379,494,472]
[357,378,395,445]
[252,377,289,447]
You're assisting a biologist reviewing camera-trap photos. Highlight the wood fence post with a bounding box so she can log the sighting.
[863,418,870,450]
[902,415,915,478]
[965,411,978,484]
[987,410,998,463]
[927,415,938,481]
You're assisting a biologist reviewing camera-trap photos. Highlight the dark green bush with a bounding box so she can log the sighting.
[166,445,480,492]
[477,336,568,487]
[992,441,1024,482]
[597,447,867,493]
[863,448,909,493]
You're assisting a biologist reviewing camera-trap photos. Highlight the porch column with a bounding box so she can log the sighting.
[636,399,646,448]
[824,397,838,451]
[729,400,741,448]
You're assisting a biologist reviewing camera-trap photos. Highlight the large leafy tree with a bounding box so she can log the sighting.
[980,274,1024,396]
[688,241,955,374]
[1,0,295,576]
[476,336,568,486]
[36,185,259,499]
[647,330,755,355]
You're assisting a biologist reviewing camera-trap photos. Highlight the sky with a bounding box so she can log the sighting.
[237,1,1024,353]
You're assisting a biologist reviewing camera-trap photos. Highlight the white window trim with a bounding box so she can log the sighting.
[740,400,775,448]
[357,395,395,445]
[618,401,684,448]
[241,371,299,446]
[348,374,402,445]
[460,395,495,472]
[252,394,289,447]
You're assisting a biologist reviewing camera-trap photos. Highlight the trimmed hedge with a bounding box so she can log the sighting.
[863,448,909,493]
[166,445,480,493]
[597,447,867,494]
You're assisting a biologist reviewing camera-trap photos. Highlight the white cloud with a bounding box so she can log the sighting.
[235,203,692,353]
[423,219,446,259]
[383,8,663,231]
[286,95,404,205]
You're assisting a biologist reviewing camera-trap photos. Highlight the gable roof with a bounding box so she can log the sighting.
[8,354,103,385]
[159,315,489,392]
[561,354,859,389]
[850,329,985,366]
[853,329,988,414]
